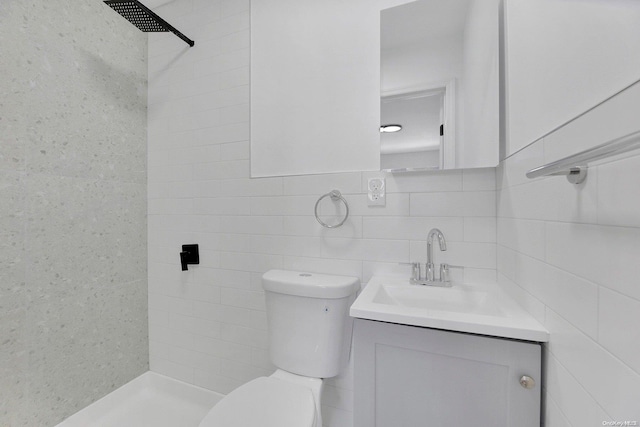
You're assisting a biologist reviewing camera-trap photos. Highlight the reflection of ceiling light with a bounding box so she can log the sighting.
[380,124,402,133]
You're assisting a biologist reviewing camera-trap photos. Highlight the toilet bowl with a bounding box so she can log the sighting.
[198,370,321,427]
[198,270,360,427]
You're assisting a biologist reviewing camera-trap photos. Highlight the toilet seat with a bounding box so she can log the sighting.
[198,376,316,427]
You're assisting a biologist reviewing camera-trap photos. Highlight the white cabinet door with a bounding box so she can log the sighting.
[503,0,640,156]
[354,319,541,427]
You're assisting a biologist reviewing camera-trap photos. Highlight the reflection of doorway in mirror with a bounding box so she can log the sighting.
[380,0,499,170]
[380,80,456,172]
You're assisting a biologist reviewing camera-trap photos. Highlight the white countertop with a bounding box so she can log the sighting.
[350,276,549,342]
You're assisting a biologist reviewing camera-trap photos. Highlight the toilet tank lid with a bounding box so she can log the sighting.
[262,269,360,299]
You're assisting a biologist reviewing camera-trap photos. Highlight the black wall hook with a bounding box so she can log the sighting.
[180,244,199,271]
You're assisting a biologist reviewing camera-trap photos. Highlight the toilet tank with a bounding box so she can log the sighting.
[263,270,360,379]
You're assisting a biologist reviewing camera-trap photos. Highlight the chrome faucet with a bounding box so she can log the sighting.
[426,228,447,281]
[402,228,461,286]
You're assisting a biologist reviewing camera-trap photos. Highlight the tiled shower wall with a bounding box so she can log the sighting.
[497,81,640,424]
[0,1,148,425]
[146,1,496,425]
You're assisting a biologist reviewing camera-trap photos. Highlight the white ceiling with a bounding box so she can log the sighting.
[381,0,472,51]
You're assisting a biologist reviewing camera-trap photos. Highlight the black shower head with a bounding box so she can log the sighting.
[104,0,194,46]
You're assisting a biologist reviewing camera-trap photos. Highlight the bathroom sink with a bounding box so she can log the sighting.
[372,284,504,316]
[350,276,548,342]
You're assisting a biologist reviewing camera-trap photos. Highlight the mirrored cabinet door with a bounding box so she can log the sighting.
[380,0,500,171]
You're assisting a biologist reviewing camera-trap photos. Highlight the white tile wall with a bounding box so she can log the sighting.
[498,81,640,425]
[146,1,496,424]
[147,2,640,425]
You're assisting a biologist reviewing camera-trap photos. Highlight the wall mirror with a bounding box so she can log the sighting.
[381,0,500,171]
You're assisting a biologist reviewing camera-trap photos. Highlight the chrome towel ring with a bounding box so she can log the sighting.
[314,190,349,228]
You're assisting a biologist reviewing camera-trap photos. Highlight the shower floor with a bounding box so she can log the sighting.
[55,371,223,427]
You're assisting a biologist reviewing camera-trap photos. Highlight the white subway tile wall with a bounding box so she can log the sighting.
[146,0,496,424]
[497,81,640,424]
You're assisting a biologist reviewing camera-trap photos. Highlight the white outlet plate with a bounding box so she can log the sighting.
[368,178,386,206]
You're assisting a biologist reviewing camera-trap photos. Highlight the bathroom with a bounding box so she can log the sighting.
[1,0,639,425]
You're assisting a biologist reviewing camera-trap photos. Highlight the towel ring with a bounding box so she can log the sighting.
[314,190,349,229]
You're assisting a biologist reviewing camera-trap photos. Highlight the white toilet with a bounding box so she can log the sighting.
[198,269,360,427]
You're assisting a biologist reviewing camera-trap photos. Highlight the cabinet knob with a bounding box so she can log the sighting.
[519,375,536,389]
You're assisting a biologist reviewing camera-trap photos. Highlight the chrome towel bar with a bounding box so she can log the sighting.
[526,130,640,184]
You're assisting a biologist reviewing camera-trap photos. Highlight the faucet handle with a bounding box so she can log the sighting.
[440,263,464,283]
[442,264,464,269]
[399,262,421,282]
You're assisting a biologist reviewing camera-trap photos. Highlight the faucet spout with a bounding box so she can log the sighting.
[426,228,447,281]
[427,228,447,262]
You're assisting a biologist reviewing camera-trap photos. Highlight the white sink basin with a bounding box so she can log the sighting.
[350,277,548,342]
[372,284,504,316]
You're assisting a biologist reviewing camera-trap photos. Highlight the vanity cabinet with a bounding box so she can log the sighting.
[353,319,541,427]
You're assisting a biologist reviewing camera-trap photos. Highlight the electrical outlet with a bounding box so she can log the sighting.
[367,178,386,206]
[369,178,383,192]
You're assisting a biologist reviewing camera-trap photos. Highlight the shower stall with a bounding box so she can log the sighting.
[0,0,149,424]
